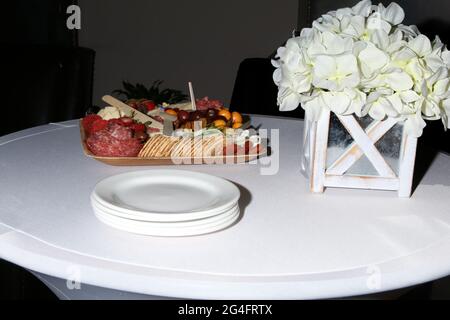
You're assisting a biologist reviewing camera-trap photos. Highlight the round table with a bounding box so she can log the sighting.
[1,116,450,300]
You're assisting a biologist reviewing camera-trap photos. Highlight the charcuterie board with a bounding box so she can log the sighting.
[79,121,266,166]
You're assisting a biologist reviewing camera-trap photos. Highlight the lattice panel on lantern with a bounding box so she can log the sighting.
[308,110,418,197]
[326,113,403,177]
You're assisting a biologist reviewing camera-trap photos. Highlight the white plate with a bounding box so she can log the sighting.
[93,201,239,228]
[92,170,240,221]
[93,206,240,237]
[91,194,238,222]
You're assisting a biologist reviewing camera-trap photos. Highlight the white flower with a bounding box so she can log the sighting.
[352,0,373,17]
[404,109,427,137]
[397,24,420,40]
[358,42,389,77]
[363,89,399,120]
[408,34,432,58]
[442,99,450,128]
[307,31,354,56]
[272,0,450,137]
[377,2,405,25]
[276,86,301,112]
[418,68,450,120]
[312,54,360,91]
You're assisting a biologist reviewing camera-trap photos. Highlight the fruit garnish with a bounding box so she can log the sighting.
[189,111,202,121]
[213,119,227,129]
[108,118,124,126]
[165,108,178,116]
[134,131,149,141]
[231,111,243,124]
[206,108,218,119]
[131,123,146,132]
[177,110,190,122]
[142,100,156,111]
[82,114,102,132]
[218,109,231,121]
[90,119,108,133]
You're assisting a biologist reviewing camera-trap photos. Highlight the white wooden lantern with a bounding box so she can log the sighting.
[302,110,418,197]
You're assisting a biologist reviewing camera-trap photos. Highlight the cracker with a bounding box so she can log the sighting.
[143,135,163,158]
[171,137,191,158]
[161,137,180,157]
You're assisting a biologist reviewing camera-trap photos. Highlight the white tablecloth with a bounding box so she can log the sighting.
[1,116,450,299]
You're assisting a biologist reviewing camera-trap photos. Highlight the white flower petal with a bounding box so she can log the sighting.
[278,88,301,111]
[400,90,420,103]
[367,12,392,34]
[386,94,403,115]
[358,43,389,77]
[408,34,432,57]
[385,72,413,91]
[336,8,353,20]
[342,15,365,38]
[398,24,420,39]
[312,55,336,89]
[347,89,367,116]
[303,96,324,121]
[379,2,405,25]
[443,99,450,128]
[321,92,351,114]
[426,67,448,87]
[273,68,282,84]
[352,0,373,17]
[336,54,359,75]
[404,111,427,137]
[369,102,387,120]
[434,78,450,97]
[426,54,446,72]
[370,29,389,51]
[292,73,312,93]
[392,47,416,62]
[441,49,450,68]
[271,58,281,68]
[421,99,441,119]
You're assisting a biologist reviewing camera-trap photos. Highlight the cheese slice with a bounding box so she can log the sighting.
[102,95,163,130]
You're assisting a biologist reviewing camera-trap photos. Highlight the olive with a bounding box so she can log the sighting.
[136,104,148,114]
[177,110,190,122]
[134,131,148,141]
[207,108,218,119]
[198,109,208,117]
[189,111,202,121]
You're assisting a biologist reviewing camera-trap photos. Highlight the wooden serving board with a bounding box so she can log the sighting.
[79,121,266,166]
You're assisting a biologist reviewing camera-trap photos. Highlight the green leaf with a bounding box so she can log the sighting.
[112,80,188,104]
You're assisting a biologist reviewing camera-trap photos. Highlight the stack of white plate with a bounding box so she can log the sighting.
[91,170,240,237]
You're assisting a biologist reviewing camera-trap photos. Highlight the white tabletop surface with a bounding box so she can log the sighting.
[1,116,450,299]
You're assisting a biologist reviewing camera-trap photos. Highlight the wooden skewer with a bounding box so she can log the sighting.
[193,120,202,132]
[188,82,197,111]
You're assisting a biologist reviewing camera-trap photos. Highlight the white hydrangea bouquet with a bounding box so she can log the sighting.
[272,0,450,197]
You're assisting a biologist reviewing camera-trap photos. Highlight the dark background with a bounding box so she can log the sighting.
[0,0,449,300]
